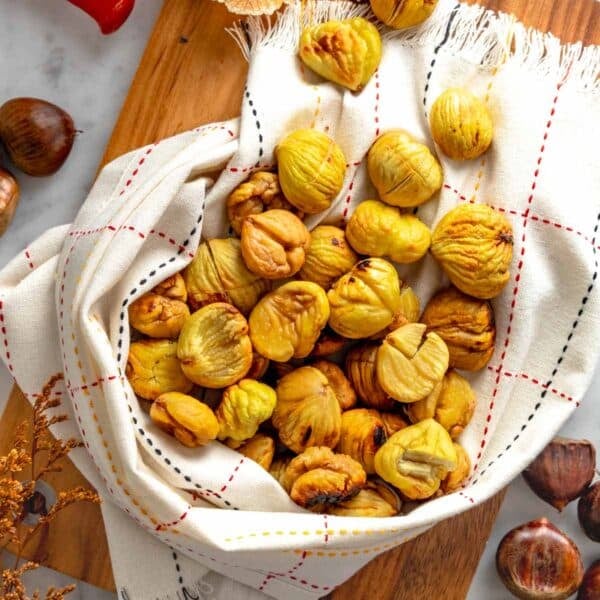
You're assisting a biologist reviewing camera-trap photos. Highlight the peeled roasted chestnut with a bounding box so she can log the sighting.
[0,98,75,176]
[578,560,600,600]
[523,437,596,511]
[578,482,600,542]
[496,518,584,600]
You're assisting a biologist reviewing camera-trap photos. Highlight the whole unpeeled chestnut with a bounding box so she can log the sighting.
[0,167,19,236]
[0,98,75,176]
[496,518,584,600]
[579,560,600,600]
[523,437,596,511]
[579,482,600,542]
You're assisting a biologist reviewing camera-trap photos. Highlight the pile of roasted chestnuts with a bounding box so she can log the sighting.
[125,34,514,518]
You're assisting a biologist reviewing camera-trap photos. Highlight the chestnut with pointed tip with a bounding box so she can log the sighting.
[523,437,596,511]
[496,518,584,600]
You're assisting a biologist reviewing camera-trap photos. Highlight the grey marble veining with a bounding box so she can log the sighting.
[0,0,163,269]
[0,1,598,599]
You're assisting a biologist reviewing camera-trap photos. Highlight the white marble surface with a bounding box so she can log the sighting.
[0,1,598,599]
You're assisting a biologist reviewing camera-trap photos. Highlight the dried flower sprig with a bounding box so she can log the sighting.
[0,374,101,599]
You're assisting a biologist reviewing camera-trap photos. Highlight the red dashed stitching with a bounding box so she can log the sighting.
[459,491,475,504]
[118,145,156,197]
[486,365,577,404]
[227,162,275,173]
[220,457,245,493]
[193,124,236,138]
[472,85,561,473]
[0,301,14,374]
[164,538,331,593]
[374,71,381,137]
[324,515,329,543]
[67,225,196,259]
[67,375,120,395]
[258,573,275,591]
[24,249,34,270]
[341,167,359,221]
[443,184,599,250]
[155,508,190,531]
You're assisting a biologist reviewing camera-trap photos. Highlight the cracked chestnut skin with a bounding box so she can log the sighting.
[299,18,382,92]
[128,293,190,339]
[184,237,269,313]
[328,258,403,339]
[376,322,449,403]
[370,0,439,30]
[421,286,495,372]
[299,225,358,290]
[241,209,310,279]
[430,88,493,160]
[226,171,302,236]
[150,392,219,448]
[431,204,513,299]
[216,379,277,442]
[346,199,431,264]
[374,419,457,499]
[279,446,366,511]
[236,433,276,470]
[336,408,387,474]
[273,366,342,454]
[345,343,396,411]
[126,339,192,401]
[312,359,357,411]
[406,369,476,439]
[249,281,330,362]
[276,129,346,214]
[367,130,442,208]
[327,479,402,517]
[177,302,252,388]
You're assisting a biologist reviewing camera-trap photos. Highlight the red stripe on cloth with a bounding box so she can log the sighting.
[118,145,156,197]
[0,301,14,374]
[487,365,575,402]
[155,508,190,531]
[24,249,34,270]
[472,85,562,473]
[219,457,245,493]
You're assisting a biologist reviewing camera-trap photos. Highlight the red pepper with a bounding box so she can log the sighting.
[67,0,136,35]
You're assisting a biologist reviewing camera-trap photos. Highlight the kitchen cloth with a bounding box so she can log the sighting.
[1,1,599,598]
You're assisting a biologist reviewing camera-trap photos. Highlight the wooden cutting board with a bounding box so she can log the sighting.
[2,0,598,596]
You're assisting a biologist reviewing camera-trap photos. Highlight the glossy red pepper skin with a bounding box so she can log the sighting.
[67,0,136,35]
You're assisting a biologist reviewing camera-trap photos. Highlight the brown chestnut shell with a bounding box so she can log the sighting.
[523,437,596,511]
[496,518,584,600]
[0,98,75,176]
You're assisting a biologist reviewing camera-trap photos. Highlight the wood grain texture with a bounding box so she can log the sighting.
[0,387,114,590]
[2,0,598,595]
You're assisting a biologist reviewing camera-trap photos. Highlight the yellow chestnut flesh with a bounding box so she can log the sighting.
[299,18,382,91]
[276,129,346,214]
[177,302,252,388]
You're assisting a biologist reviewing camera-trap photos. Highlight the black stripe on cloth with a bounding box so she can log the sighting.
[471,210,600,484]
[114,201,241,509]
[244,86,264,164]
[422,3,460,113]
